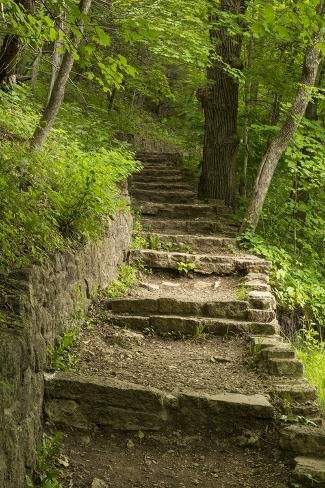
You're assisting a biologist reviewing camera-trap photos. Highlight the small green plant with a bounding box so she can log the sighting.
[106,263,139,297]
[193,322,208,342]
[48,328,80,372]
[248,338,264,364]
[147,234,162,250]
[236,285,249,301]
[177,261,196,276]
[163,241,195,254]
[280,414,318,427]
[131,218,147,249]
[26,432,65,487]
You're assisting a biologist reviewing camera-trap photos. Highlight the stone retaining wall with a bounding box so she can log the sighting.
[0,211,132,488]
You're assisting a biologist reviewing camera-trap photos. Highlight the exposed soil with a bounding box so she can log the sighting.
[128,272,241,302]
[72,317,266,396]
[56,427,292,488]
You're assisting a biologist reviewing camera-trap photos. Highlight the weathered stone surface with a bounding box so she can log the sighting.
[281,425,325,457]
[130,249,271,275]
[248,291,276,310]
[45,372,177,431]
[44,373,274,433]
[108,297,249,320]
[293,457,325,485]
[249,335,283,349]
[141,218,237,236]
[143,233,237,254]
[137,202,231,219]
[272,382,317,403]
[0,211,132,487]
[259,345,296,360]
[132,189,196,204]
[247,309,276,322]
[262,358,304,377]
[110,314,278,337]
[178,391,273,429]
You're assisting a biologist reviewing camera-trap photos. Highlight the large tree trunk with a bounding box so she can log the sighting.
[30,0,92,149]
[198,0,247,206]
[241,20,324,233]
[0,0,34,84]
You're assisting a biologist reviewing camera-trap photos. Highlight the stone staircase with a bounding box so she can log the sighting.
[44,153,325,487]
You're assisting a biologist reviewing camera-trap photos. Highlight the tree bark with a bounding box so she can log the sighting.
[0,0,34,84]
[47,14,65,103]
[30,0,92,149]
[241,18,324,232]
[198,0,247,206]
[239,35,254,198]
[31,46,43,89]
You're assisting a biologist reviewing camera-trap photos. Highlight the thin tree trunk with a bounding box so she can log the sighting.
[30,0,92,149]
[0,0,34,84]
[47,15,65,103]
[31,46,43,88]
[198,0,247,206]
[241,17,324,232]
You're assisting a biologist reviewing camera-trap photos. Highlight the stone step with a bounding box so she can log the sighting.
[141,218,238,236]
[130,249,272,275]
[136,202,231,219]
[289,402,323,419]
[132,182,193,192]
[44,372,274,432]
[132,190,197,204]
[258,345,296,360]
[272,381,318,404]
[133,174,191,183]
[260,358,304,378]
[107,297,250,320]
[142,233,238,253]
[136,152,182,164]
[293,457,325,486]
[250,335,284,350]
[109,314,279,337]
[281,425,325,457]
[137,169,188,177]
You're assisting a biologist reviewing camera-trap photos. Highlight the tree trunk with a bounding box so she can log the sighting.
[198,0,247,206]
[241,20,324,233]
[31,46,43,89]
[239,35,254,198]
[0,0,34,84]
[47,15,65,103]
[30,0,92,149]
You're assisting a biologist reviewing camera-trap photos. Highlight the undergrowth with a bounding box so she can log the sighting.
[0,86,140,273]
[26,433,66,488]
[106,263,139,297]
[293,325,325,412]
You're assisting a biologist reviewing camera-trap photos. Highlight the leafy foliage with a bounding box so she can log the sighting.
[106,264,139,298]
[0,86,139,271]
[26,433,65,488]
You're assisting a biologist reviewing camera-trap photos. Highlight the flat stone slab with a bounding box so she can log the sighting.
[130,249,271,275]
[141,232,238,253]
[107,297,249,320]
[44,372,274,432]
[281,425,325,457]
[141,218,237,236]
[110,314,278,336]
[294,456,325,485]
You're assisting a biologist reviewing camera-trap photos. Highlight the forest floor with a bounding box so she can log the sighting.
[54,426,291,488]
